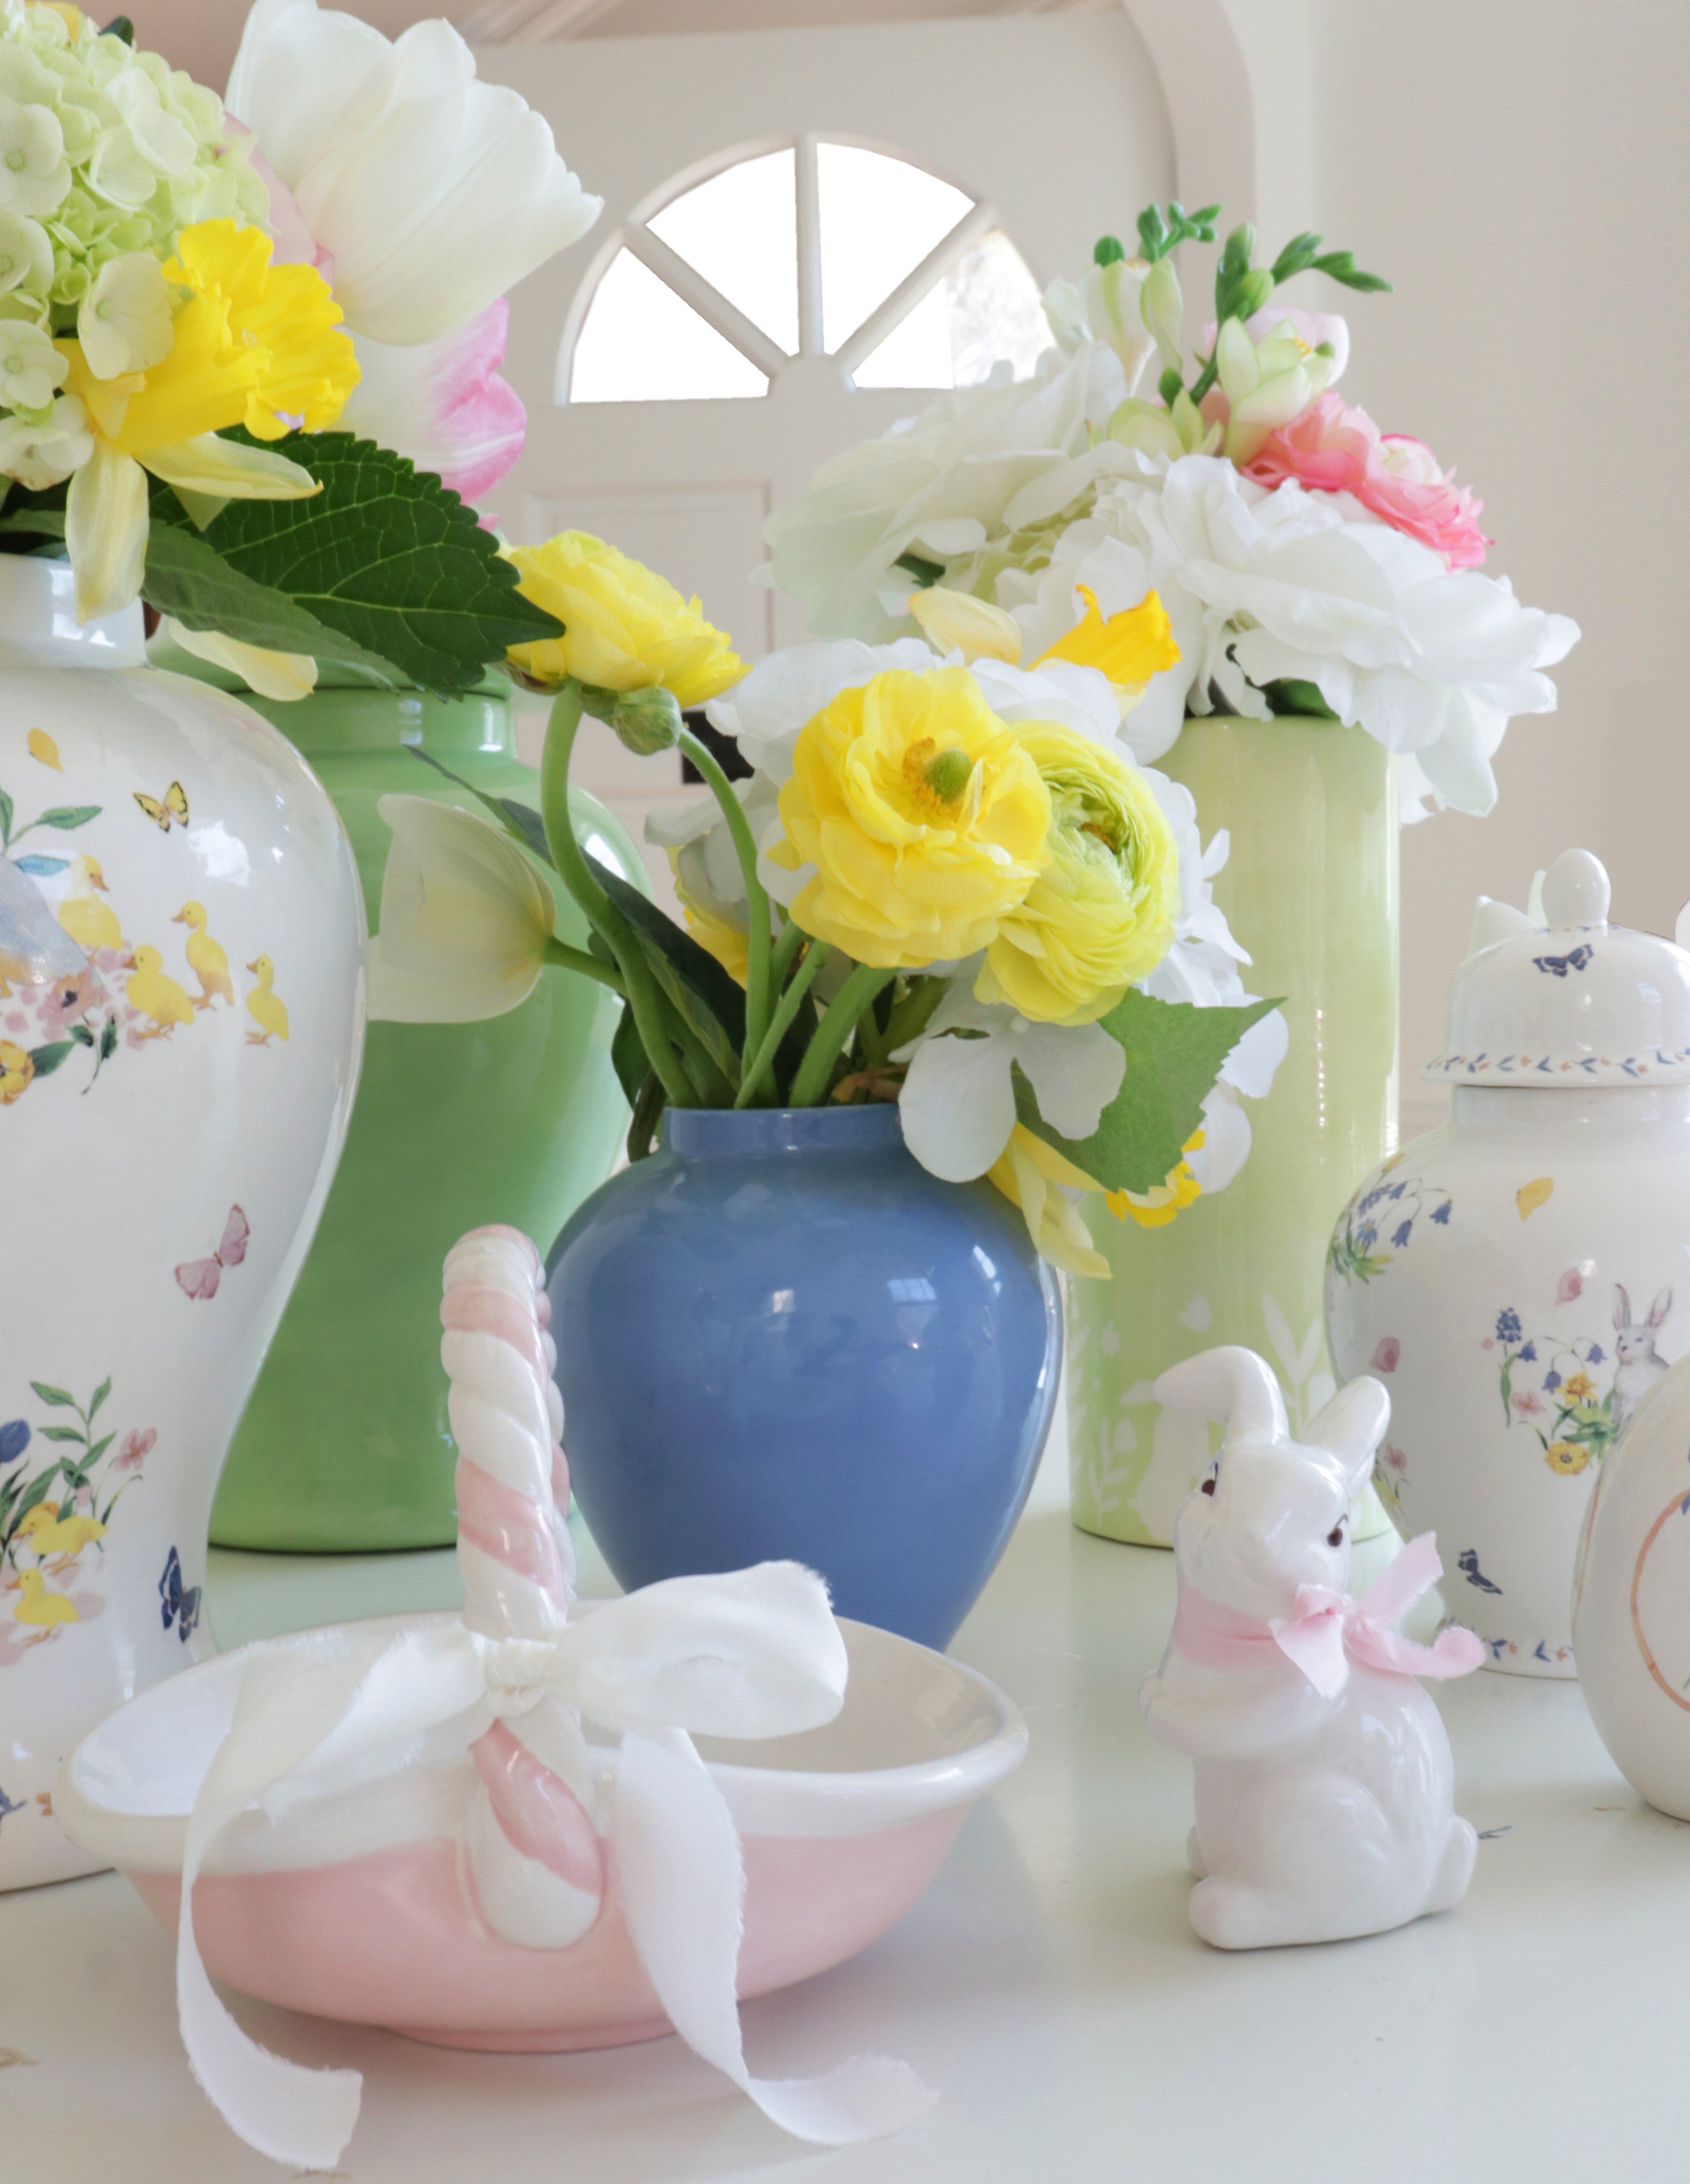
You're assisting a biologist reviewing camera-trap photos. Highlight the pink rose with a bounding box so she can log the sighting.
[1244,394,1490,570]
[1371,1337,1401,1373]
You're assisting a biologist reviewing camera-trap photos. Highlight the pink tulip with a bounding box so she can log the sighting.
[338,300,527,504]
[1244,394,1490,571]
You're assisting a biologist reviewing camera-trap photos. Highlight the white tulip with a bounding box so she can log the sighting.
[365,793,556,1024]
[227,0,602,348]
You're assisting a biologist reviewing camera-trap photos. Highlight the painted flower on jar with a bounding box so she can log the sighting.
[1545,1440,1590,1476]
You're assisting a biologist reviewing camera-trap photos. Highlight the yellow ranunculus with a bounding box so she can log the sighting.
[1033,584,1180,689]
[988,1124,1111,1279]
[505,532,743,704]
[977,720,1179,1024]
[767,666,1051,969]
[1106,1132,1204,1228]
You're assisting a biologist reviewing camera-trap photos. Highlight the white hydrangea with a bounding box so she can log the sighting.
[0,3,265,344]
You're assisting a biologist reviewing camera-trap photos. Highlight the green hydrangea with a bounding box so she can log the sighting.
[0,3,268,337]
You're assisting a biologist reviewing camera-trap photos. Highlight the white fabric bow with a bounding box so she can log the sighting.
[177,1562,933,2169]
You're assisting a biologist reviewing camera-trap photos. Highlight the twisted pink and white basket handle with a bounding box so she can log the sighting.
[442,1225,603,1945]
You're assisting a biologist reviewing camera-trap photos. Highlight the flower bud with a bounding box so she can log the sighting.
[1140,254,1184,375]
[608,684,683,756]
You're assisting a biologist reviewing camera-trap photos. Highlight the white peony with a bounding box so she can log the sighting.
[760,339,1138,642]
[1000,455,1578,818]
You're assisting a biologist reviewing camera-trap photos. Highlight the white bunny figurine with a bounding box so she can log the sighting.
[1140,1346,1484,1950]
[1611,1284,1672,1431]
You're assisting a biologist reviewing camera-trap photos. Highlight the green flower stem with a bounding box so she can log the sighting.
[676,727,773,1078]
[540,935,624,994]
[540,681,690,1106]
[734,940,830,1109]
[627,1071,666,1161]
[788,961,896,1108]
[854,989,891,1069]
[768,915,806,987]
[881,973,947,1055]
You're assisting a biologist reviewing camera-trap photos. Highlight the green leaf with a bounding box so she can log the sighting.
[892,551,944,588]
[39,1425,84,1443]
[88,1378,109,1422]
[68,1022,94,1047]
[586,848,746,1053]
[1016,990,1281,1195]
[0,787,13,844]
[1259,677,1339,720]
[84,1432,114,1465]
[99,1015,116,1060]
[29,1381,74,1407]
[152,434,563,696]
[27,1039,77,1077]
[140,514,405,685]
[1093,234,1126,266]
[33,805,100,830]
[610,999,650,1110]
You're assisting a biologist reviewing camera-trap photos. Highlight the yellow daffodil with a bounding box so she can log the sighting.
[1033,583,1180,691]
[1544,1440,1590,1476]
[1106,1132,1205,1228]
[58,219,358,622]
[666,848,750,985]
[905,586,1023,664]
[765,666,1051,968]
[505,531,743,703]
[988,1124,1111,1279]
[1560,1372,1596,1403]
[976,720,1179,1023]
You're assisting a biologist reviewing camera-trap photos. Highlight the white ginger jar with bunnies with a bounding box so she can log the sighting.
[0,557,363,1889]
[1325,847,1690,1679]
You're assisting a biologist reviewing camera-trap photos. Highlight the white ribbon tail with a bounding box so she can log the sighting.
[614,1725,935,2145]
[178,1625,485,2169]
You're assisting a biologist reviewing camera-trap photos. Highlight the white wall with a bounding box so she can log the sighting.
[1295,0,1690,1100]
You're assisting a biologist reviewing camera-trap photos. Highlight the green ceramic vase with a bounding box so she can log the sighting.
[210,685,641,1552]
[1067,716,1398,1545]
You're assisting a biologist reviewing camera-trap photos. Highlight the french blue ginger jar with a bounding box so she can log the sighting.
[547,1102,1062,1648]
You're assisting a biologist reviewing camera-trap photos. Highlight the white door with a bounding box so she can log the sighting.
[475,11,1173,882]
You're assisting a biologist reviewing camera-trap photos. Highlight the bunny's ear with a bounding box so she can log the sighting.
[1615,1284,1633,1329]
[1304,1377,1390,1499]
[1155,1346,1287,1444]
[1649,1288,1673,1330]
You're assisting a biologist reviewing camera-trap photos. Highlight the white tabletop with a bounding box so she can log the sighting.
[4,1425,1681,2184]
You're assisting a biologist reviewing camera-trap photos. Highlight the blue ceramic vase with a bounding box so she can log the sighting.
[546,1103,1062,1648]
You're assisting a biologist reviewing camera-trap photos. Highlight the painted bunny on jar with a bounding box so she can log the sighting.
[1611,1286,1672,1432]
[1140,1346,1484,1950]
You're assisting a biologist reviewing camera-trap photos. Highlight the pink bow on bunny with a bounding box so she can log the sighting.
[1173,1532,1486,1697]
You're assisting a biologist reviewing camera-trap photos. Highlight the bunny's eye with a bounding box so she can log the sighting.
[1327,1520,1346,1548]
[1200,1464,1218,1497]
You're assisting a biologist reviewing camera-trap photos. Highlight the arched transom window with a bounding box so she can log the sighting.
[564,136,1049,404]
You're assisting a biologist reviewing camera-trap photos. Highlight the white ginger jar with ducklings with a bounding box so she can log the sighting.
[1325,848,1690,1680]
[0,557,363,1888]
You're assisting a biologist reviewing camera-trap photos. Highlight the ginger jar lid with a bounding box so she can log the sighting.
[1425,848,1690,1087]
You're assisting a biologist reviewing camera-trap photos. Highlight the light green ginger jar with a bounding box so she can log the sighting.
[1067,716,1397,1545]
[204,677,643,1552]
